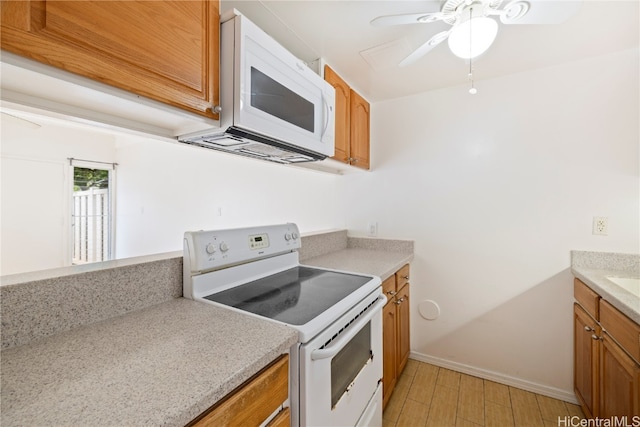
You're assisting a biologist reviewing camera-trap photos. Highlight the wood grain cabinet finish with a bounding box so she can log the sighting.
[324,65,370,169]
[382,297,397,409]
[382,264,411,409]
[574,303,600,418]
[0,0,220,119]
[396,282,411,375]
[349,89,370,170]
[600,333,640,417]
[188,354,289,427]
[573,278,640,418]
[323,65,350,164]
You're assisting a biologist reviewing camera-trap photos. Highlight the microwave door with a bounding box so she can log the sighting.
[238,47,331,156]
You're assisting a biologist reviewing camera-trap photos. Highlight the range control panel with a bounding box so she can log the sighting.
[184,223,301,274]
[249,233,269,250]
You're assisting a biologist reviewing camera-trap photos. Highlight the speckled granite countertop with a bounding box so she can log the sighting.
[571,251,640,324]
[302,248,414,281]
[1,298,298,427]
[1,230,413,426]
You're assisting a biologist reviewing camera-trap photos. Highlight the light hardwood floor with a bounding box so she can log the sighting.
[383,359,584,427]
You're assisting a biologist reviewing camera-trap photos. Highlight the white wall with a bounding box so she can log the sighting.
[1,118,345,274]
[0,118,117,275]
[113,137,345,258]
[2,46,637,401]
[340,48,640,398]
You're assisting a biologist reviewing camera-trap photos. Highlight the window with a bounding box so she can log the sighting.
[70,161,115,264]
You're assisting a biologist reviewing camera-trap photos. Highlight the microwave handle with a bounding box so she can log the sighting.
[311,294,386,361]
[321,93,330,138]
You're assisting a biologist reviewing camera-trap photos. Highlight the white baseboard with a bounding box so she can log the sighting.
[409,351,578,404]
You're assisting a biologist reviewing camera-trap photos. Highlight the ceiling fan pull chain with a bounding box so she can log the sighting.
[468,6,478,95]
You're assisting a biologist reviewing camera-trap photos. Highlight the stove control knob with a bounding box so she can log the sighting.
[292,232,299,240]
[205,243,216,254]
[284,233,292,241]
[219,242,229,252]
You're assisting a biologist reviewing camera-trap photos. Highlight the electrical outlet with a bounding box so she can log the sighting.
[368,222,378,237]
[592,216,608,236]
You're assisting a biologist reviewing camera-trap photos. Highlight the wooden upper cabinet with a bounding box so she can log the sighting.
[324,65,370,169]
[324,65,350,163]
[349,89,370,170]
[0,0,220,119]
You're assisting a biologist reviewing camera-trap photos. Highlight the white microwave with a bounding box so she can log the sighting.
[179,12,336,164]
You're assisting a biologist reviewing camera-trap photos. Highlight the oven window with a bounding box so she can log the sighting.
[250,67,315,133]
[330,322,372,409]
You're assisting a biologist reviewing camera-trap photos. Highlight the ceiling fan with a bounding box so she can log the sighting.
[370,0,582,66]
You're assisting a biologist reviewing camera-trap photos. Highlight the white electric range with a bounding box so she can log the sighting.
[183,223,384,427]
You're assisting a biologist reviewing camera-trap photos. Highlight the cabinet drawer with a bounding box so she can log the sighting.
[575,279,600,320]
[189,354,288,426]
[266,407,290,427]
[382,275,397,303]
[396,264,410,289]
[600,300,640,363]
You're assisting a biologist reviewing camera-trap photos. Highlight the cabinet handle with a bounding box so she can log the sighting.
[212,105,222,113]
[584,326,594,332]
[403,275,409,280]
[386,290,397,296]
[591,334,602,341]
[395,297,405,305]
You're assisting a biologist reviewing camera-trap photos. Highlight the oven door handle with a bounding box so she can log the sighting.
[311,294,386,361]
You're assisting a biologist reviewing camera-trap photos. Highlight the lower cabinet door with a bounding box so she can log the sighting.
[382,300,397,409]
[189,355,289,426]
[574,303,599,418]
[600,333,640,417]
[396,284,411,376]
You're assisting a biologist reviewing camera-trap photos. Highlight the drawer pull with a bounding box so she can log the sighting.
[402,275,409,280]
[386,290,397,296]
[395,297,405,305]
[584,326,594,332]
[591,334,602,341]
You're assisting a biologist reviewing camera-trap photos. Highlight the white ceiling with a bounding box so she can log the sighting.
[222,0,640,102]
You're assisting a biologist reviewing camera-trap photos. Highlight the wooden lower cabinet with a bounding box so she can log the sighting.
[188,354,289,427]
[574,303,600,417]
[600,333,640,417]
[573,278,640,418]
[382,264,411,409]
[382,296,397,409]
[396,283,411,375]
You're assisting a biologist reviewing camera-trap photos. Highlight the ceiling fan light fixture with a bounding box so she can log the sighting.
[448,14,498,58]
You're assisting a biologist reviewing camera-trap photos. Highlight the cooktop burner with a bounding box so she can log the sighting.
[204,266,372,325]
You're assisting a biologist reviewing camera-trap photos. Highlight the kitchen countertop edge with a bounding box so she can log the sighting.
[1,298,298,427]
[571,266,640,324]
[302,247,414,282]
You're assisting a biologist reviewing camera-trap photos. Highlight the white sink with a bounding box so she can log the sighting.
[606,277,640,297]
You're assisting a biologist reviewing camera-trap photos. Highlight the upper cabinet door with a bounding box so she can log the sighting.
[324,65,350,163]
[350,89,370,170]
[0,0,219,119]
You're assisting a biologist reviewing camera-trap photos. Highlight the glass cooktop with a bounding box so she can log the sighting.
[204,266,372,325]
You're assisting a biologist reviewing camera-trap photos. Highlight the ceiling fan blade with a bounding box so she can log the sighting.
[399,30,451,67]
[499,0,582,24]
[370,12,444,27]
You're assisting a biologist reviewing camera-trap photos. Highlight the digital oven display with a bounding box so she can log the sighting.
[249,233,269,250]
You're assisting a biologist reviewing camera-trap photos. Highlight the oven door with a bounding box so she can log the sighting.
[299,293,385,427]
